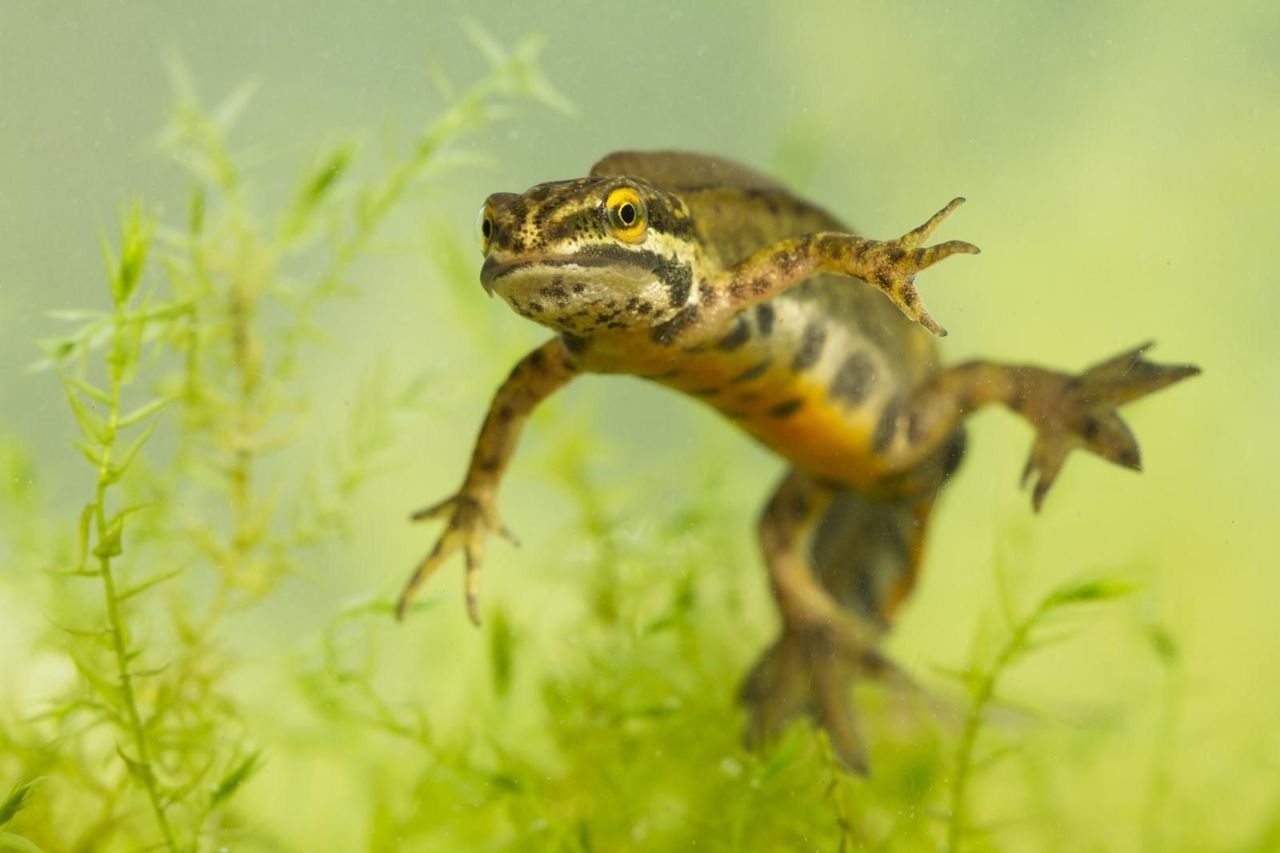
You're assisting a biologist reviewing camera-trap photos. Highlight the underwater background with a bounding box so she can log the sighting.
[1,1,1276,850]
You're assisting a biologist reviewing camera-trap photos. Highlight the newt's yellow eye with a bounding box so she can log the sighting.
[476,204,495,255]
[605,187,647,244]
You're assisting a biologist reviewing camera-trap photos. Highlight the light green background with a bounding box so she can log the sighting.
[1,1,1276,848]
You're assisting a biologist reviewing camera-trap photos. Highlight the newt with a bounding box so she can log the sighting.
[395,151,1199,770]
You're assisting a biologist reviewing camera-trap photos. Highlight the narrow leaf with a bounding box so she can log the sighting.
[189,186,205,235]
[45,309,103,323]
[118,396,173,429]
[63,375,111,404]
[114,744,151,784]
[100,231,120,304]
[0,778,41,828]
[489,608,514,699]
[105,420,158,484]
[209,751,263,809]
[47,619,112,639]
[76,503,94,571]
[1145,622,1180,667]
[115,207,152,305]
[301,146,352,207]
[118,568,184,603]
[64,381,108,443]
[92,512,125,559]
[1042,576,1137,611]
[74,440,104,469]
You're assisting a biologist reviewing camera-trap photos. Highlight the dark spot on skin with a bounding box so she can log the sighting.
[699,282,717,307]
[636,301,653,315]
[644,196,696,240]
[777,247,804,275]
[716,316,751,351]
[1009,385,1028,412]
[495,404,515,423]
[528,349,546,371]
[663,261,693,307]
[646,369,681,380]
[738,392,760,403]
[873,398,900,453]
[852,563,881,626]
[528,301,544,313]
[730,360,771,383]
[907,411,928,445]
[830,352,877,406]
[1120,447,1141,468]
[886,246,905,264]
[479,454,501,473]
[722,409,748,421]
[561,357,576,372]
[525,183,555,202]
[786,491,809,521]
[692,387,720,397]
[755,303,775,336]
[542,281,570,308]
[1081,416,1101,442]
[900,288,917,308]
[572,283,586,295]
[507,199,529,225]
[561,333,589,354]
[626,297,639,311]
[769,398,804,418]
[651,305,699,346]
[941,430,967,478]
[791,322,826,371]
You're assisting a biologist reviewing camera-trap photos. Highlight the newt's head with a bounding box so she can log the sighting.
[475,176,700,337]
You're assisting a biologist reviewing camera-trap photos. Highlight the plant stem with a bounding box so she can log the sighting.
[94,307,178,852]
[945,603,1043,852]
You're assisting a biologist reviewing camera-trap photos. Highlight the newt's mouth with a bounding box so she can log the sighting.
[479,254,655,295]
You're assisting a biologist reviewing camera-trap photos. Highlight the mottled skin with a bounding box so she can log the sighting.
[397,151,1199,770]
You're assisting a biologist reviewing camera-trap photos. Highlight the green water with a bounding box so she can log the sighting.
[1,2,1275,850]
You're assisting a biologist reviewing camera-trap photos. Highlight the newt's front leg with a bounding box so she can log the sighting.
[688,198,978,343]
[396,338,579,623]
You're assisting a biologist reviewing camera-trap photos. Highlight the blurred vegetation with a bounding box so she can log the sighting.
[0,33,574,851]
[0,8,1275,852]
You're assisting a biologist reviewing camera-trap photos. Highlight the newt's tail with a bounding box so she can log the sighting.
[1022,342,1200,510]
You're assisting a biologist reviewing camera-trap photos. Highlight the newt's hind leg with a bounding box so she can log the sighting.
[740,470,905,772]
[877,342,1200,509]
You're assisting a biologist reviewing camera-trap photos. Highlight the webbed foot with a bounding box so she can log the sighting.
[396,491,518,624]
[740,620,914,773]
[865,197,980,337]
[1021,342,1200,510]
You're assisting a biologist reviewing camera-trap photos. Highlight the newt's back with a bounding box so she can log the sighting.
[593,150,942,485]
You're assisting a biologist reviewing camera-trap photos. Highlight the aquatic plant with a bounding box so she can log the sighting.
[1,32,566,851]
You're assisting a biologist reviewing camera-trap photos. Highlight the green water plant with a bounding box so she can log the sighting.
[4,31,567,851]
[944,572,1137,851]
